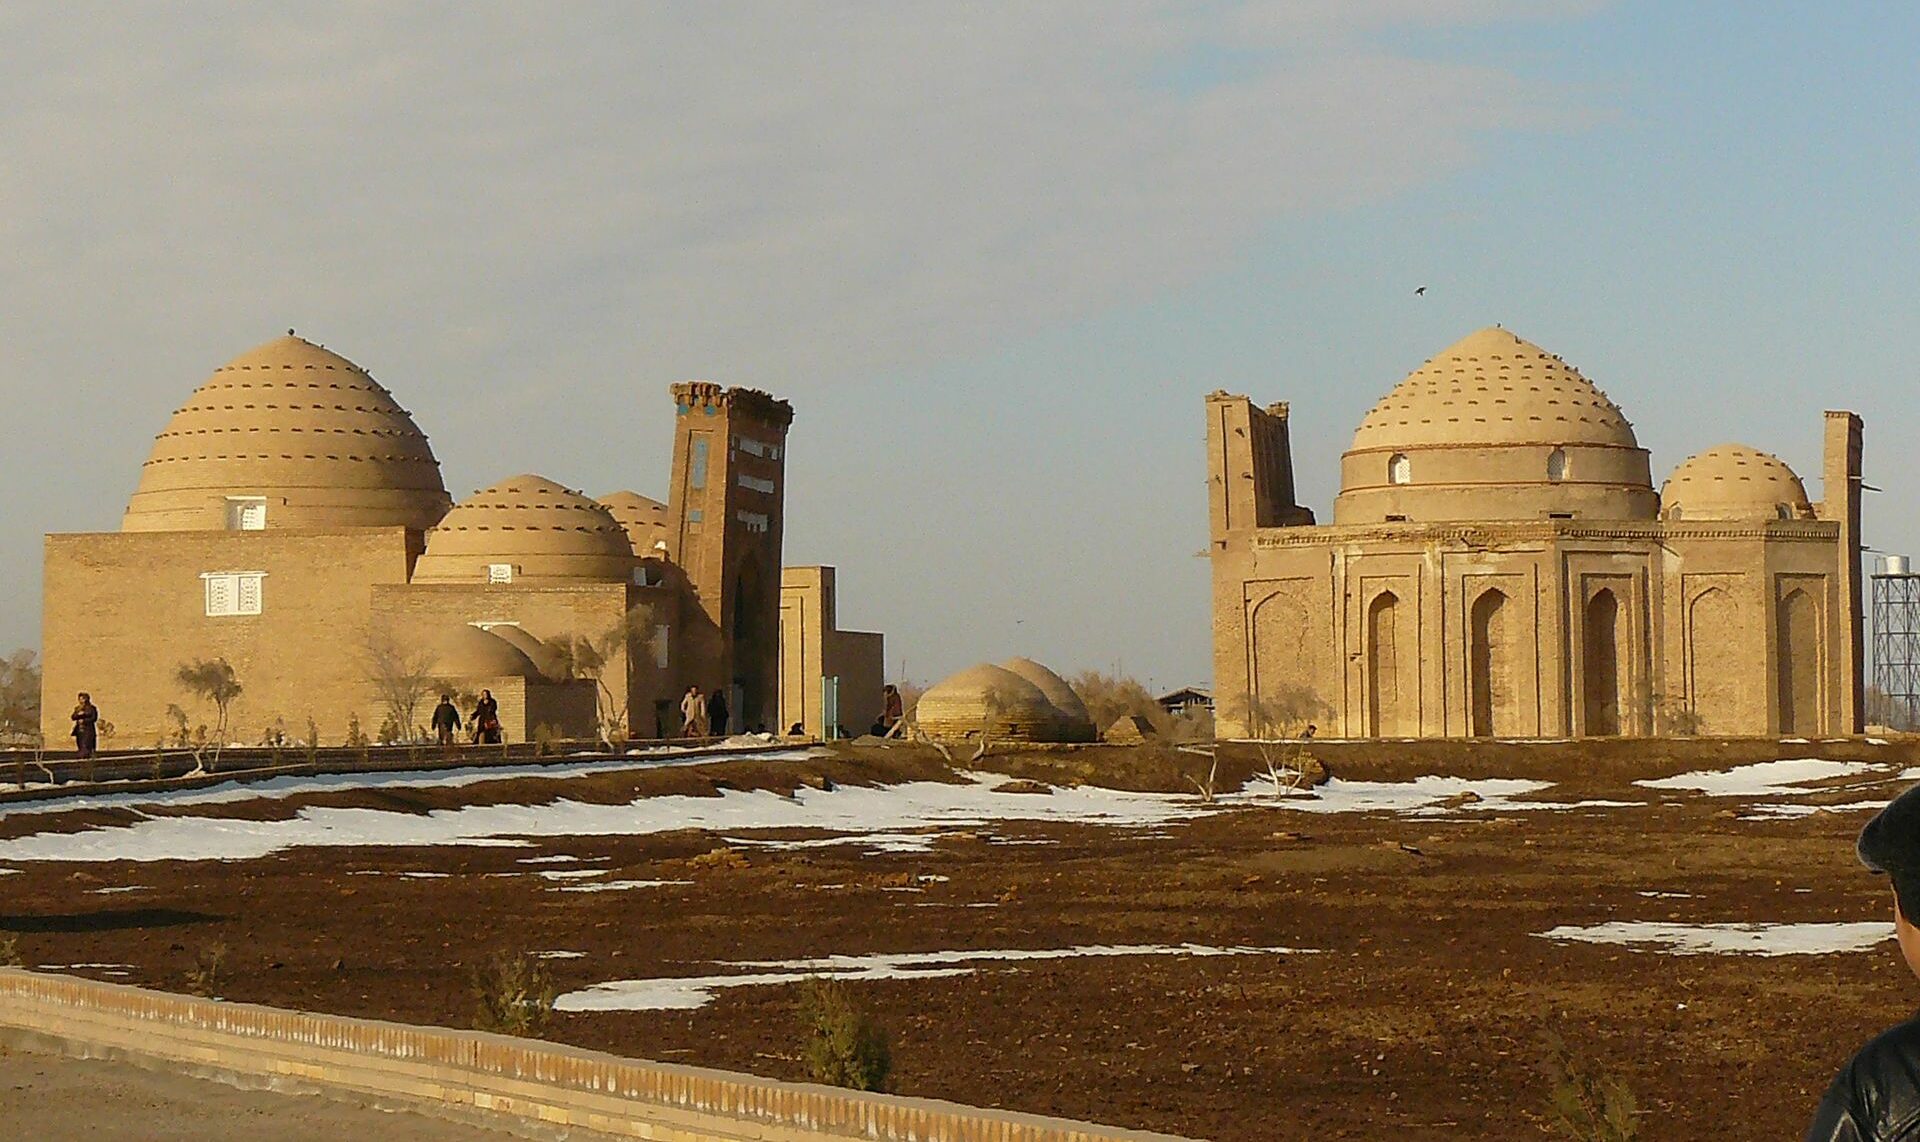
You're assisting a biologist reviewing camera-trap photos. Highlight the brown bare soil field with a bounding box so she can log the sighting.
[2,736,1915,1140]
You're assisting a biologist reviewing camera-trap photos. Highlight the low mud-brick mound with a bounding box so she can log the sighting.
[916,663,1088,743]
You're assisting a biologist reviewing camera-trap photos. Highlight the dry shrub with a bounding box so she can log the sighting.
[185,941,227,997]
[0,934,21,968]
[796,977,891,1091]
[1542,1031,1639,1141]
[1068,670,1172,735]
[472,951,556,1038]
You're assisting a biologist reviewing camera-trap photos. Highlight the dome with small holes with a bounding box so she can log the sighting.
[123,334,452,531]
[1660,444,1814,523]
[599,490,672,558]
[1333,327,1657,525]
[413,474,638,585]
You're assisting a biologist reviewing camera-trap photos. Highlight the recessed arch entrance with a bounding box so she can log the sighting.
[1582,589,1621,736]
[1468,588,1512,738]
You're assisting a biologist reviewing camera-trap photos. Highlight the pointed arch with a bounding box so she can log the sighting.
[1777,587,1821,735]
[1687,587,1739,733]
[1366,591,1402,737]
[1582,589,1621,736]
[1469,588,1512,737]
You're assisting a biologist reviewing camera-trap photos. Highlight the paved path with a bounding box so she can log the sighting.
[0,1042,528,1140]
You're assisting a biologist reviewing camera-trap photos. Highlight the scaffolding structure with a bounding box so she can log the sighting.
[1872,569,1920,730]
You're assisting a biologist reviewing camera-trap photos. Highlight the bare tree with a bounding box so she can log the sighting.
[1067,669,1170,737]
[362,625,440,744]
[0,648,41,746]
[554,605,658,749]
[175,658,242,771]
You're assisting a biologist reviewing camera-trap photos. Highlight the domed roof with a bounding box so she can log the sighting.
[123,334,451,532]
[1333,327,1657,525]
[999,657,1095,738]
[483,624,567,679]
[412,474,637,584]
[1660,444,1814,522]
[432,624,540,679]
[916,663,1089,744]
[1349,327,1639,453]
[599,491,671,557]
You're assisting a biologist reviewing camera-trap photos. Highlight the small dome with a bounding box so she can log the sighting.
[432,625,540,680]
[1334,327,1656,524]
[124,334,452,532]
[600,491,671,557]
[1350,327,1639,452]
[413,474,637,584]
[999,657,1096,740]
[916,663,1086,744]
[483,624,567,679]
[1660,444,1813,522]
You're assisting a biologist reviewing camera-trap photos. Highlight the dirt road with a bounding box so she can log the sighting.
[0,1042,525,1140]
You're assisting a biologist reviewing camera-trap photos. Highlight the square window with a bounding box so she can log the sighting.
[203,571,264,616]
[487,563,514,584]
[226,497,267,530]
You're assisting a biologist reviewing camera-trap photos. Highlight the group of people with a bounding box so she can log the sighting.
[428,689,501,746]
[678,685,730,737]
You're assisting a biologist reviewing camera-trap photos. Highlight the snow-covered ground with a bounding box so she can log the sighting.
[555,942,1315,1012]
[1635,758,1882,798]
[0,747,826,821]
[1536,920,1892,957]
[0,767,1674,866]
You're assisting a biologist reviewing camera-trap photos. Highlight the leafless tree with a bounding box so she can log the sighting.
[554,605,658,749]
[361,624,440,743]
[0,648,41,746]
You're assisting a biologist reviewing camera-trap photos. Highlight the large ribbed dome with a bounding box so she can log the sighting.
[1661,444,1814,522]
[1333,327,1657,525]
[413,474,638,585]
[1350,327,1639,451]
[123,334,451,532]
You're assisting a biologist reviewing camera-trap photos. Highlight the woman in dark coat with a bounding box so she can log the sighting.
[71,692,99,759]
[471,689,502,745]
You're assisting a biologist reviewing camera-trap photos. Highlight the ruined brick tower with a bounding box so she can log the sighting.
[666,382,793,730]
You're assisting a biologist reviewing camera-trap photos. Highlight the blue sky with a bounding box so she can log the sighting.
[1,2,1914,693]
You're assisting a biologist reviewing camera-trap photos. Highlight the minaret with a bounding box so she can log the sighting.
[665,382,794,729]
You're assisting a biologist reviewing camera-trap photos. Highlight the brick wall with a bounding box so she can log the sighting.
[0,969,1192,1142]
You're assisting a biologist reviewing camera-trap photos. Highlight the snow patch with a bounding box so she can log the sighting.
[1635,759,1881,798]
[556,879,693,893]
[1537,921,1891,956]
[556,943,1314,1012]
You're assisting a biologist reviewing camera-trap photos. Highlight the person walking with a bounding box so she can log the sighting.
[706,687,730,738]
[471,689,501,744]
[430,694,461,747]
[680,685,707,737]
[70,692,99,760]
[1806,782,1920,1139]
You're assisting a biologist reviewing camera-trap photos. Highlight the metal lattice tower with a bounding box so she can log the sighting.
[1872,563,1920,730]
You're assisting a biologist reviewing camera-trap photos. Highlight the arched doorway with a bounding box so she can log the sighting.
[731,558,774,730]
[1367,591,1401,737]
[1777,588,1821,735]
[1469,589,1511,738]
[1582,589,1621,736]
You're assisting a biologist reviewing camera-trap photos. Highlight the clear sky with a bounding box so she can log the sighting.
[1,2,1915,692]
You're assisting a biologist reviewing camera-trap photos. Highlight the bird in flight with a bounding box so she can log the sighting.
[1414,286,1427,296]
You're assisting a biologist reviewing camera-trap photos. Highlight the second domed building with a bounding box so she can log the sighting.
[1207,326,1863,740]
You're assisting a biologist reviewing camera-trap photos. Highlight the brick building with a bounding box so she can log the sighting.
[41,334,881,746]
